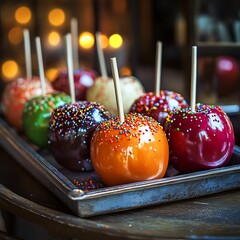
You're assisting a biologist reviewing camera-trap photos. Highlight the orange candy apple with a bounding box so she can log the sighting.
[1,77,53,130]
[90,113,169,186]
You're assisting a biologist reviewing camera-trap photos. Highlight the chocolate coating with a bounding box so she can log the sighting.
[23,92,71,148]
[48,101,111,171]
[130,90,188,126]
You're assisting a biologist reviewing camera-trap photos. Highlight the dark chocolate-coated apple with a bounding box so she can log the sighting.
[48,101,111,171]
[130,90,188,126]
[164,103,235,173]
[52,68,97,101]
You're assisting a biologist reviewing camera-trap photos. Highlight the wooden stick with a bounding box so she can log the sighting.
[70,18,80,70]
[23,29,32,80]
[110,57,124,123]
[154,41,162,97]
[65,34,76,104]
[35,37,46,96]
[96,32,108,78]
[190,46,197,112]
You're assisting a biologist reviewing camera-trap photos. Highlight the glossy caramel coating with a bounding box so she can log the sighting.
[91,113,169,186]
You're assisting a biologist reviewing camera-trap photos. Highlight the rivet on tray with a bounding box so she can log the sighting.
[68,189,85,199]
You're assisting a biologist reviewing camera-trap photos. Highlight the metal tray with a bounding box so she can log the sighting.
[0,116,240,218]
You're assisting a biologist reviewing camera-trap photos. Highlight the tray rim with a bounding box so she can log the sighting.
[68,162,240,200]
[1,116,240,217]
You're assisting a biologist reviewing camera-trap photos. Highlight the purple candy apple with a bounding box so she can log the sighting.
[130,90,188,126]
[48,101,111,172]
[52,68,97,101]
[164,103,235,173]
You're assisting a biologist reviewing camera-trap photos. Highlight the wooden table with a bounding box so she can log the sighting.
[0,145,240,240]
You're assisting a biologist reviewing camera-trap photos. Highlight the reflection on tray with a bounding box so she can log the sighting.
[38,148,105,191]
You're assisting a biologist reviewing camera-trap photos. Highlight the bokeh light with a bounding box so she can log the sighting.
[48,8,65,26]
[2,60,19,80]
[79,32,94,49]
[99,34,108,49]
[48,31,60,46]
[46,68,58,82]
[120,67,132,76]
[15,6,32,24]
[8,27,23,45]
[109,34,123,48]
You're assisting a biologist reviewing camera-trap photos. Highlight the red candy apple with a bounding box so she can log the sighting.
[52,68,97,101]
[164,103,235,173]
[130,41,188,126]
[216,56,239,96]
[130,90,188,126]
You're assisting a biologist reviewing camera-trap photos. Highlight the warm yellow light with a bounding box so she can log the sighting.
[48,31,60,46]
[120,67,132,76]
[2,60,19,79]
[15,6,32,24]
[46,68,58,82]
[48,8,65,26]
[79,32,94,49]
[99,34,108,49]
[109,34,123,49]
[8,27,23,45]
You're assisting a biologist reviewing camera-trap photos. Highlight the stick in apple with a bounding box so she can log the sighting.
[129,40,188,126]
[154,41,162,97]
[190,46,197,112]
[65,33,76,104]
[164,45,234,173]
[110,57,124,123]
[70,18,80,70]
[23,29,32,80]
[35,36,46,96]
[96,32,108,79]
[91,57,169,186]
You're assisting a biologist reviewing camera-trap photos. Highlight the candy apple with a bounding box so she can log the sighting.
[86,76,145,116]
[52,68,97,101]
[48,101,111,171]
[90,113,169,186]
[1,77,53,130]
[164,103,235,173]
[216,56,239,96]
[130,90,188,126]
[23,92,71,148]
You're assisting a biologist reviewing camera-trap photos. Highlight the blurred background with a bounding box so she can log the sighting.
[1,0,240,105]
